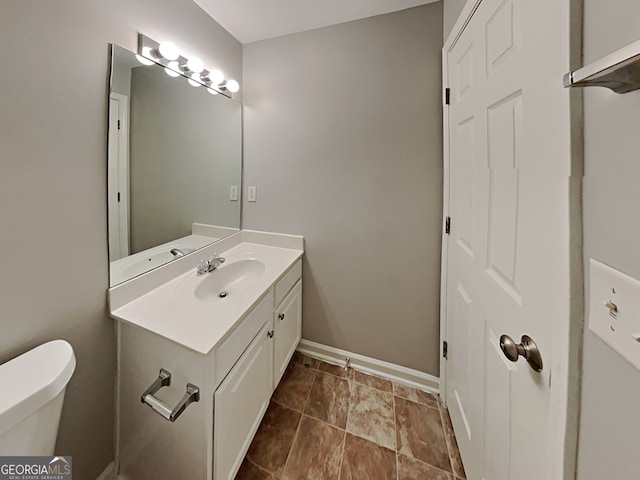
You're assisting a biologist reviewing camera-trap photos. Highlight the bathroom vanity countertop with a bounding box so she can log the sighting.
[110,242,303,354]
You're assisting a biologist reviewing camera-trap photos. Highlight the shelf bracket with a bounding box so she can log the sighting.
[563,38,640,94]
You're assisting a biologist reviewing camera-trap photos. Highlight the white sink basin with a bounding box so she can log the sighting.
[176,259,266,302]
[111,240,304,355]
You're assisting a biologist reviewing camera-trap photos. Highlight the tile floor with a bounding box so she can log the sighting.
[235,352,466,480]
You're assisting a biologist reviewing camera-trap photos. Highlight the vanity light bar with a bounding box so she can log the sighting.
[137,33,239,97]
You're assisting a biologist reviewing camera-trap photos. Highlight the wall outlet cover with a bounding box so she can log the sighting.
[230,186,238,201]
[248,186,257,202]
[589,258,640,372]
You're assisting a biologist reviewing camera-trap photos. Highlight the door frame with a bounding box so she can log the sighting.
[439,0,584,478]
[108,92,130,261]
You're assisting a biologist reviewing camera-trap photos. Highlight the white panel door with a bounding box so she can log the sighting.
[444,0,573,478]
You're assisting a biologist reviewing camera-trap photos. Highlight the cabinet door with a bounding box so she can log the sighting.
[214,322,273,480]
[273,279,302,389]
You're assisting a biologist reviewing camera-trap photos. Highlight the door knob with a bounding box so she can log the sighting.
[499,334,543,372]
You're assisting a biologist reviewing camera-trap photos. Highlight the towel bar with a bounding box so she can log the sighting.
[141,369,200,422]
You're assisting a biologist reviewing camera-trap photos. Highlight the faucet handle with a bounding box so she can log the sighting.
[208,255,225,269]
[196,259,209,275]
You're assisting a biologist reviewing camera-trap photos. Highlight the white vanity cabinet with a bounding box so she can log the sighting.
[111,238,304,480]
[214,321,273,480]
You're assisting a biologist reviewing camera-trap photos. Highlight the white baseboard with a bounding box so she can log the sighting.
[95,461,116,480]
[297,339,440,394]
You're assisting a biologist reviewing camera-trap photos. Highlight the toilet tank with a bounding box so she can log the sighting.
[0,340,76,455]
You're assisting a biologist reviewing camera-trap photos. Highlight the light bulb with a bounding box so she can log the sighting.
[207,87,219,95]
[158,42,179,61]
[165,62,180,77]
[188,73,201,87]
[209,69,224,85]
[135,54,154,66]
[226,79,240,93]
[187,57,204,73]
[142,46,156,60]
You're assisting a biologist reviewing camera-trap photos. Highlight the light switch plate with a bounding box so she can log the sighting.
[230,186,238,201]
[589,258,640,371]
[248,186,257,202]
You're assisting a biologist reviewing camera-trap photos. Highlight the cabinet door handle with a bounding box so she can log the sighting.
[267,330,274,338]
[278,313,285,320]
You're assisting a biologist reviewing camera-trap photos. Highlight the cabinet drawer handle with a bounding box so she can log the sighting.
[278,313,285,320]
[141,369,200,422]
[267,330,274,338]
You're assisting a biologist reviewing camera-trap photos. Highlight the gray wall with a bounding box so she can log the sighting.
[577,1,640,478]
[129,64,241,253]
[443,0,467,41]
[243,4,444,375]
[0,1,241,478]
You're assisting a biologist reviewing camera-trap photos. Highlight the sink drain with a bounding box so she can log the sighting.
[218,291,229,299]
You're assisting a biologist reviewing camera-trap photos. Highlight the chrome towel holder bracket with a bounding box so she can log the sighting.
[564,38,640,94]
[141,368,200,422]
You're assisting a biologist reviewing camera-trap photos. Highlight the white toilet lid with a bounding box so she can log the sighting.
[0,340,76,434]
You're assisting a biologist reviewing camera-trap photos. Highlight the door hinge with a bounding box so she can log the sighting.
[443,341,448,359]
[117,192,121,202]
[445,216,451,235]
[445,87,451,105]
[118,120,121,130]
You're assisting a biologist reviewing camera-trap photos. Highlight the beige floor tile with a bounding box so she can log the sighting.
[353,370,393,393]
[398,455,452,480]
[304,371,350,429]
[272,362,316,412]
[440,407,466,479]
[395,397,451,473]
[235,458,279,480]
[340,433,397,480]
[291,351,320,369]
[346,383,396,449]
[247,401,301,475]
[282,416,344,480]
[393,383,440,409]
[318,360,351,378]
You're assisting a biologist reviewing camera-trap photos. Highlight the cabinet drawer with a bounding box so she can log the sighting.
[215,290,273,386]
[275,258,302,306]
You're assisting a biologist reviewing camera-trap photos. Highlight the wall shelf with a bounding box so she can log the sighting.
[564,38,640,94]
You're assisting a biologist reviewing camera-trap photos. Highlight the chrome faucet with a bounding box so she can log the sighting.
[196,255,225,275]
[170,248,188,258]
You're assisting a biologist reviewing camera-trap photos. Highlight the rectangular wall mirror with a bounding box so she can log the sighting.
[107,44,242,286]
